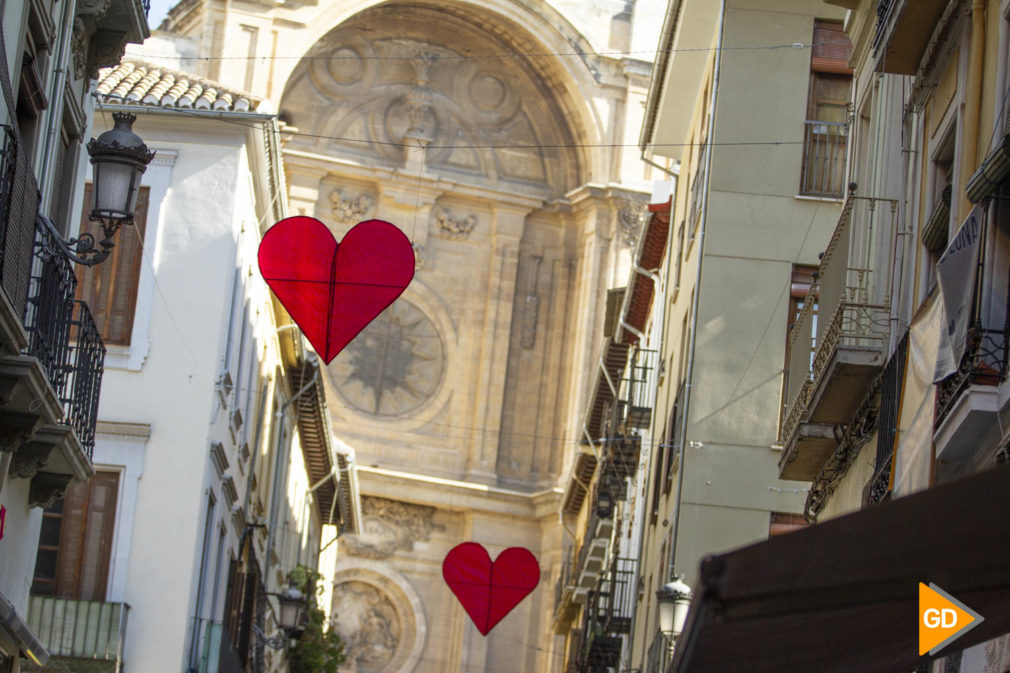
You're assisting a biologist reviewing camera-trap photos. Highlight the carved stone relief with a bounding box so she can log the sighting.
[280,7,581,197]
[341,496,443,559]
[433,208,477,239]
[334,582,401,672]
[617,199,647,248]
[328,299,444,417]
[330,190,375,223]
[330,568,425,673]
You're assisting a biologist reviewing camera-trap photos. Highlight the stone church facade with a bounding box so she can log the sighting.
[153,1,664,671]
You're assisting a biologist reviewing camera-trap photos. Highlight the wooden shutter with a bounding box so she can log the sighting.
[35,471,120,600]
[76,472,119,600]
[75,184,150,345]
[811,20,853,74]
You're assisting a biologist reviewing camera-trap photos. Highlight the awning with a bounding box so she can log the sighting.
[670,464,1010,673]
[0,590,49,666]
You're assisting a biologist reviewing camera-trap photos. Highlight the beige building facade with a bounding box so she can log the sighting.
[625,1,851,671]
[146,1,666,671]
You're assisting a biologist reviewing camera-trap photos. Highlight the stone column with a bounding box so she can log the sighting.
[465,203,529,485]
[563,186,617,445]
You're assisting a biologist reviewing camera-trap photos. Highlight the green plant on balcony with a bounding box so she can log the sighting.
[287,566,347,673]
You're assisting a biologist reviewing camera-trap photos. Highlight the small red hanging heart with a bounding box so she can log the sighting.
[258,217,414,363]
[442,542,540,635]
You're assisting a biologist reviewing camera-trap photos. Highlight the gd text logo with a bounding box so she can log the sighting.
[919,583,984,656]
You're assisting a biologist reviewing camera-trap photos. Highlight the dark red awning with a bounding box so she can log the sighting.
[671,464,1010,673]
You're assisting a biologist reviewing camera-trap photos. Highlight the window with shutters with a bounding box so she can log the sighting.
[801,21,852,198]
[32,471,120,600]
[75,183,150,345]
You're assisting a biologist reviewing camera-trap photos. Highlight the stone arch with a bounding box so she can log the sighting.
[277,0,605,198]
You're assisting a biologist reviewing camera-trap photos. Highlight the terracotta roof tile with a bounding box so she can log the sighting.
[96,61,257,113]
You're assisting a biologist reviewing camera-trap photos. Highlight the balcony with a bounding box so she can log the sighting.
[574,487,615,603]
[779,193,896,480]
[75,0,151,79]
[0,124,104,503]
[566,558,635,673]
[618,347,657,430]
[585,557,635,636]
[933,268,1010,463]
[26,596,128,671]
[873,0,950,75]
[800,121,847,199]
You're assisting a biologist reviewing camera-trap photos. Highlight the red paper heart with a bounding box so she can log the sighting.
[258,217,414,363]
[442,542,540,635]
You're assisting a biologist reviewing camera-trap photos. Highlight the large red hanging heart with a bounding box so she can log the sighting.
[442,542,540,635]
[258,217,414,364]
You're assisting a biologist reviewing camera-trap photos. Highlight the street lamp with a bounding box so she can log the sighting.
[253,585,308,650]
[43,111,155,266]
[276,585,307,635]
[656,575,692,640]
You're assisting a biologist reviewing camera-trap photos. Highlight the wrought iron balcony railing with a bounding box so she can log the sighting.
[781,284,817,443]
[800,120,847,198]
[778,191,896,478]
[0,125,106,459]
[813,195,894,373]
[27,596,129,663]
[619,347,657,430]
[585,557,636,636]
[935,325,1010,428]
[873,0,896,52]
[27,220,106,458]
[63,301,106,456]
[0,125,41,339]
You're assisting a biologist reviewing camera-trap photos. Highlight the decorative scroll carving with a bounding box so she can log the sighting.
[617,200,647,248]
[434,208,477,239]
[330,190,374,223]
[342,496,442,559]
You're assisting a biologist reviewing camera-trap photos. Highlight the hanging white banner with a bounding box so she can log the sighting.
[934,204,984,382]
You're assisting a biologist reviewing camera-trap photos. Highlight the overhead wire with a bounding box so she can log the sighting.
[124,39,853,63]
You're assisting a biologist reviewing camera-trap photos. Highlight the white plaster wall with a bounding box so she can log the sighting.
[0,480,42,615]
[95,117,248,673]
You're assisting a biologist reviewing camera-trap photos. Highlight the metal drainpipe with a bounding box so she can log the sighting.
[263,362,318,590]
[37,0,79,213]
[667,0,726,583]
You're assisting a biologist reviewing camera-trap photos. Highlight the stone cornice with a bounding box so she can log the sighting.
[356,465,563,521]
